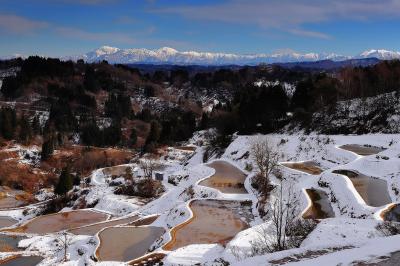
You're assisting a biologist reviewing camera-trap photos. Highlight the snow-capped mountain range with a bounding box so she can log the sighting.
[56,46,400,65]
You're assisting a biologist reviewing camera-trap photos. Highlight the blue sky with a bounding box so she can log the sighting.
[1,0,400,57]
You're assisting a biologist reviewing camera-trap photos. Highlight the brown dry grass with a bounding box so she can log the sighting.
[44,145,134,175]
[0,160,56,193]
[0,141,134,194]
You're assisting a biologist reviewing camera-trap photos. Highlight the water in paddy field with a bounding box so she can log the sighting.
[11,210,108,234]
[0,256,43,266]
[164,199,253,251]
[303,189,335,219]
[0,217,17,229]
[281,161,323,175]
[69,215,140,236]
[332,170,391,207]
[96,226,165,262]
[0,234,26,252]
[339,144,386,156]
[199,160,248,194]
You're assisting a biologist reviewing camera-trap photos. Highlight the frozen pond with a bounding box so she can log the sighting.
[199,161,247,194]
[164,200,252,250]
[11,210,109,234]
[333,170,391,207]
[96,226,164,262]
[303,189,334,219]
[339,144,386,156]
[281,161,323,175]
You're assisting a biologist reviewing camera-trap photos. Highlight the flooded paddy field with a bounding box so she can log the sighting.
[281,161,323,175]
[0,256,43,266]
[303,189,334,219]
[164,199,253,251]
[0,234,25,252]
[332,170,391,207]
[381,204,400,222]
[339,144,386,156]
[8,210,109,234]
[96,226,165,262]
[0,217,17,229]
[199,161,247,194]
[69,215,140,236]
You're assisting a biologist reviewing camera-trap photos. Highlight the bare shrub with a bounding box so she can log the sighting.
[139,158,158,179]
[114,179,164,198]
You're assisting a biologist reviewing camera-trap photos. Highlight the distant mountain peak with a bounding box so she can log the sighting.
[358,49,400,60]
[94,46,120,56]
[157,47,178,54]
[62,46,400,65]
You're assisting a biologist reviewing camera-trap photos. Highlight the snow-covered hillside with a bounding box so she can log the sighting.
[2,132,400,266]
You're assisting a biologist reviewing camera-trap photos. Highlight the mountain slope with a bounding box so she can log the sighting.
[64,46,400,65]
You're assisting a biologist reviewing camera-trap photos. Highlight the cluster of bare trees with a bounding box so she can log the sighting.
[139,158,158,180]
[249,181,316,255]
[249,137,316,255]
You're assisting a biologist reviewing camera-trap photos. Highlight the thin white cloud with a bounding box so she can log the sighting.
[55,26,137,44]
[0,14,48,34]
[152,0,400,39]
[288,28,332,40]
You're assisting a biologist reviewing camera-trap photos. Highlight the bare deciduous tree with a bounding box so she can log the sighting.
[251,136,280,196]
[57,231,73,262]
